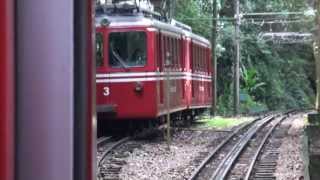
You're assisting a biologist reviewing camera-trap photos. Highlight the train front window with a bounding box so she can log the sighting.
[109,31,147,68]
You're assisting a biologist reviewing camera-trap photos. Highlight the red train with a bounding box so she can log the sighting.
[96,3,213,120]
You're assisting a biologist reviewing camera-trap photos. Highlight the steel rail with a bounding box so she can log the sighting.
[188,116,264,180]
[97,123,169,168]
[97,136,131,166]
[97,136,112,148]
[243,115,288,180]
[209,115,277,180]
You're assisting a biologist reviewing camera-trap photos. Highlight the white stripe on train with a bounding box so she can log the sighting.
[96,72,212,79]
[96,76,212,83]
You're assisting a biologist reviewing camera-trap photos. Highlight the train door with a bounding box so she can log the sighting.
[180,37,186,103]
[96,30,113,115]
[191,42,195,102]
[156,32,164,107]
[15,0,96,180]
[185,38,192,107]
[0,0,14,179]
[159,33,166,106]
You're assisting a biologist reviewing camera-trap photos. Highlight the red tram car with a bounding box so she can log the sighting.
[96,3,213,120]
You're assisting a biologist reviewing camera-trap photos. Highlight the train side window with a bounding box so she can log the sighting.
[177,39,180,68]
[158,33,163,71]
[200,47,203,71]
[197,46,200,71]
[191,44,193,69]
[202,48,204,71]
[200,47,202,70]
[194,45,196,71]
[204,49,206,72]
[193,45,196,70]
[168,37,171,66]
[177,39,179,68]
[96,32,104,67]
[175,39,178,68]
[165,37,169,65]
[205,49,208,73]
[192,44,195,71]
[207,49,210,73]
[172,38,177,67]
[199,47,202,71]
[201,47,203,71]
[201,48,204,71]
[171,38,174,66]
[190,43,193,71]
[196,46,198,70]
[179,39,182,68]
[155,33,159,68]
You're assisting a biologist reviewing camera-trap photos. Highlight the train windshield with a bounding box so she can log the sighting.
[109,31,147,68]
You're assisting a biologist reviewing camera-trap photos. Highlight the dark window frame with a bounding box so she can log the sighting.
[96,32,104,67]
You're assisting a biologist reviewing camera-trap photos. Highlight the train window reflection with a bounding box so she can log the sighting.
[109,31,146,68]
[96,32,104,67]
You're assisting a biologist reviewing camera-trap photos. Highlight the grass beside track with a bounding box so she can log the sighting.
[196,116,254,130]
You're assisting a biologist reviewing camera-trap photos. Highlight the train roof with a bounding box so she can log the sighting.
[95,15,211,47]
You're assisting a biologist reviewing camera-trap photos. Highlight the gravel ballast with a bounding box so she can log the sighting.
[275,114,306,180]
[119,129,227,180]
[103,114,307,180]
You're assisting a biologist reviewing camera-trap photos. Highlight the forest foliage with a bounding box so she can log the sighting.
[174,0,316,115]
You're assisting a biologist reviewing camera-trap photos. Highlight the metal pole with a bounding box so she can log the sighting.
[165,54,171,146]
[211,0,218,116]
[234,0,240,115]
[315,0,320,112]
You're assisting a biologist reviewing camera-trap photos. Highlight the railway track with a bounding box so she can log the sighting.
[243,114,294,180]
[188,114,271,180]
[97,111,298,180]
[97,136,112,148]
[188,111,295,180]
[225,115,288,180]
[97,126,165,180]
[97,136,132,180]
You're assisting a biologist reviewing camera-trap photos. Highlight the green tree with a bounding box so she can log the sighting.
[175,0,316,114]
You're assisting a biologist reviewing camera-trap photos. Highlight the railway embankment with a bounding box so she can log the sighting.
[306,113,320,180]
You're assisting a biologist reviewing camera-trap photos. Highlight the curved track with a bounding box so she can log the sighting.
[97,136,131,180]
[242,116,286,180]
[188,112,296,180]
[97,126,164,180]
[188,114,270,180]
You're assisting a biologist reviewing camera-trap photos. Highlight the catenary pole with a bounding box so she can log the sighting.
[234,0,240,115]
[315,0,320,111]
[211,0,218,116]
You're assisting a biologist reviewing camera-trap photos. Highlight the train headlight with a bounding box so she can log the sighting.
[134,81,143,93]
[101,18,110,27]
